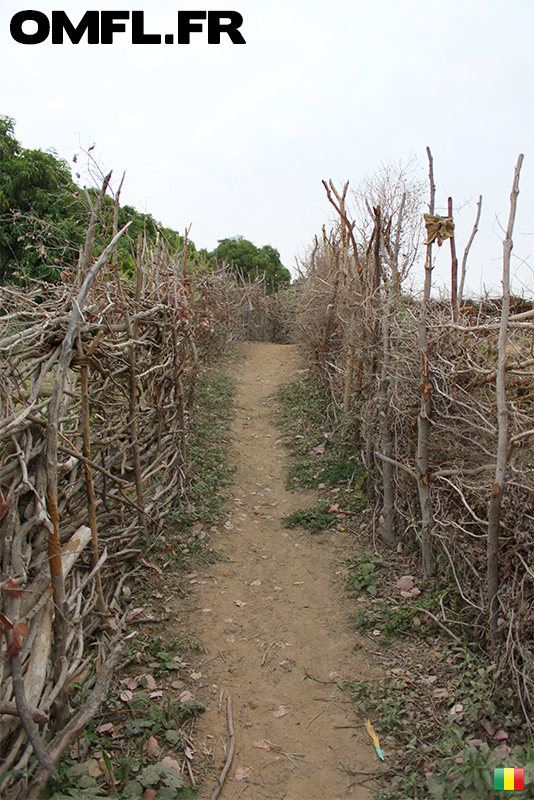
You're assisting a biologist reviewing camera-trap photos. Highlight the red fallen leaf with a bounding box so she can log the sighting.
[493,730,508,741]
[8,632,23,658]
[493,744,511,758]
[396,576,414,591]
[5,620,31,657]
[481,719,495,736]
[141,790,158,800]
[0,613,14,632]
[4,578,22,599]
[146,736,160,760]
[14,622,30,637]
[328,504,340,513]
[97,722,115,735]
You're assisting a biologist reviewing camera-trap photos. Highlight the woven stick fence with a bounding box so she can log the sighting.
[0,226,264,793]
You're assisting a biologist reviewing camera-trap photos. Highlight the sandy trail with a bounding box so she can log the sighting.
[169,343,379,799]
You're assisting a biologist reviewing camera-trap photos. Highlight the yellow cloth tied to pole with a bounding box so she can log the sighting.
[423,214,455,246]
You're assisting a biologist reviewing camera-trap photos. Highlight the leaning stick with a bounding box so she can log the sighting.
[211,694,235,800]
[0,702,48,725]
[11,654,59,781]
[79,337,107,614]
[27,641,124,799]
[415,607,462,645]
[46,221,131,728]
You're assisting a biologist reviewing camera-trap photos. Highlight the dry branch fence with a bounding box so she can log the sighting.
[294,157,534,721]
[0,220,288,794]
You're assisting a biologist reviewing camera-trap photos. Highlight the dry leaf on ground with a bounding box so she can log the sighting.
[146,737,161,760]
[145,674,157,690]
[141,558,163,574]
[161,756,181,773]
[97,723,114,735]
[252,741,272,751]
[273,705,288,718]
[235,766,251,781]
[86,758,101,779]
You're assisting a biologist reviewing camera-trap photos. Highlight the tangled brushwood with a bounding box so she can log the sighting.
[0,179,291,797]
[294,154,533,726]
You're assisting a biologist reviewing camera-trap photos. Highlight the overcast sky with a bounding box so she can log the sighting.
[1,0,533,295]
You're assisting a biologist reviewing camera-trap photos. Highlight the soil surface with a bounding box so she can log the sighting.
[168,343,381,799]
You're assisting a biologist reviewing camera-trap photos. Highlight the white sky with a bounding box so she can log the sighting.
[1,0,533,296]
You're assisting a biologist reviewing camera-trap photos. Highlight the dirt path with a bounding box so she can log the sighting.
[170,343,380,799]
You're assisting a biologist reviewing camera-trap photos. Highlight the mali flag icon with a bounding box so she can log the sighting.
[494,768,524,791]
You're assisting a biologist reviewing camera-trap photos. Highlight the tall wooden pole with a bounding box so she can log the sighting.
[487,154,524,646]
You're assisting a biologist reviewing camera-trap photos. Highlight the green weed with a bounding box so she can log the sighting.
[348,646,534,799]
[166,371,235,555]
[51,637,206,799]
[281,499,338,531]
[347,551,391,597]
[274,374,365,491]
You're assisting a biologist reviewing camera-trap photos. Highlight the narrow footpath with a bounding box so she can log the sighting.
[168,343,380,800]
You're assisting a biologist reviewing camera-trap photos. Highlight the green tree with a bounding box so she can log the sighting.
[210,235,291,292]
[0,115,85,284]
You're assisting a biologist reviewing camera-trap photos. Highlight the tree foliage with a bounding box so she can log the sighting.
[0,115,85,283]
[0,118,288,291]
[209,235,291,291]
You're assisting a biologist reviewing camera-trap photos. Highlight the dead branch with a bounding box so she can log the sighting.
[488,154,524,645]
[11,654,59,781]
[211,693,235,800]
